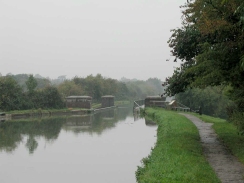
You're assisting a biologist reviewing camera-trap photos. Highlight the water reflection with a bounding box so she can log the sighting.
[0,106,132,154]
[0,106,157,183]
[0,117,66,154]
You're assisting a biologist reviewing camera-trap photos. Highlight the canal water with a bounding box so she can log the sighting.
[0,107,157,183]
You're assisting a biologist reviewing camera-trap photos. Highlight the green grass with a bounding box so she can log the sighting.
[5,108,91,115]
[91,103,101,109]
[4,100,131,114]
[136,108,220,183]
[6,108,70,114]
[115,100,131,106]
[191,113,244,164]
[190,113,226,124]
[92,100,130,109]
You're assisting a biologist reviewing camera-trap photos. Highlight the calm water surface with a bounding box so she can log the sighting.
[0,107,157,183]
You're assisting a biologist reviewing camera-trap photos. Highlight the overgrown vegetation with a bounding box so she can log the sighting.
[176,86,233,119]
[164,0,244,130]
[136,108,220,183]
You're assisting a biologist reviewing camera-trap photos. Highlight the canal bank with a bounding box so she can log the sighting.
[136,108,220,183]
[1,100,131,121]
[1,108,91,120]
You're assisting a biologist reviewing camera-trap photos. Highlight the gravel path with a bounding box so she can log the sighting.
[181,113,244,183]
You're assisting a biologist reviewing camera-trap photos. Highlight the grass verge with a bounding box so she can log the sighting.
[136,108,220,183]
[5,108,71,114]
[4,100,131,114]
[115,100,131,106]
[191,113,244,164]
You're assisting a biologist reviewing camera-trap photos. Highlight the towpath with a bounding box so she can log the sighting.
[181,113,244,183]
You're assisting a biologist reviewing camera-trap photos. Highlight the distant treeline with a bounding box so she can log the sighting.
[0,73,165,111]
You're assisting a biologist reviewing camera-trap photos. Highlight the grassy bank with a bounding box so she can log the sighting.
[136,108,220,183]
[5,108,71,114]
[4,100,131,115]
[192,113,244,164]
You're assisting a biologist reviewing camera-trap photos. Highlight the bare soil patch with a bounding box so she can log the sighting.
[181,113,244,183]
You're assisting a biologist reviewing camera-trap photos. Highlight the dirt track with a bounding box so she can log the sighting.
[181,113,244,183]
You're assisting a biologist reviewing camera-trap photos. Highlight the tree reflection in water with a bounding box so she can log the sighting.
[0,106,133,154]
[25,135,38,154]
[0,117,66,154]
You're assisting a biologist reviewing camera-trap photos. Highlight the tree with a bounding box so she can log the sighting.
[25,74,37,94]
[146,78,165,95]
[165,0,244,127]
[57,80,83,97]
[40,86,64,109]
[165,0,244,94]
[176,86,233,118]
[115,82,129,100]
[73,74,118,101]
[0,76,24,111]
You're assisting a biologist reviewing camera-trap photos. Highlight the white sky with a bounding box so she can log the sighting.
[0,0,185,80]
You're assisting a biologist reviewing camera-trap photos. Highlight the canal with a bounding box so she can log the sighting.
[0,106,157,183]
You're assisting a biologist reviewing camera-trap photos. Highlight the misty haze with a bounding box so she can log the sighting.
[0,1,188,183]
